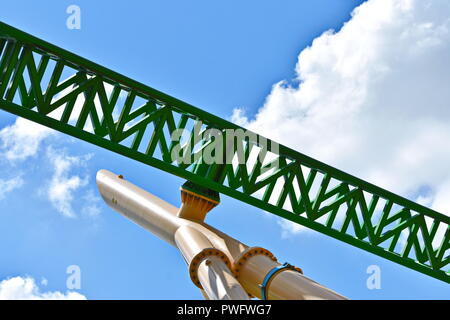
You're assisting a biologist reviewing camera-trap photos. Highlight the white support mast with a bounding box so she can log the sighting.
[96,169,347,300]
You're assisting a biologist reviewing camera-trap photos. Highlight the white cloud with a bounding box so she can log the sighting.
[277,219,308,239]
[45,148,102,219]
[0,117,102,218]
[0,176,24,200]
[40,278,48,287]
[0,276,86,300]
[233,0,450,237]
[0,117,54,161]
[0,120,102,218]
[46,148,91,218]
[81,190,102,218]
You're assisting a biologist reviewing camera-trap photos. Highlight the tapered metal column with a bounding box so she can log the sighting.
[233,248,345,300]
[96,169,347,300]
[175,225,249,300]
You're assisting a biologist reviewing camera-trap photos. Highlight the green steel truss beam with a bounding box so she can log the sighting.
[0,22,449,283]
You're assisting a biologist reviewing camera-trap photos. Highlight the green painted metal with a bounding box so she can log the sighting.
[0,21,449,283]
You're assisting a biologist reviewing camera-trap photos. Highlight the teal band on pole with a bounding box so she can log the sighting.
[260,262,303,300]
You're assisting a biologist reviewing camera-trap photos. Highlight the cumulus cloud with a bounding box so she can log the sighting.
[232,0,450,236]
[277,219,307,238]
[0,118,102,218]
[0,117,54,161]
[44,147,102,218]
[0,120,102,218]
[0,276,86,300]
[0,176,24,200]
[46,148,91,218]
[81,190,102,218]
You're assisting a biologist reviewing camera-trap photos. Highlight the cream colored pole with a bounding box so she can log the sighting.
[234,250,345,300]
[196,256,249,300]
[96,169,347,300]
[174,225,249,300]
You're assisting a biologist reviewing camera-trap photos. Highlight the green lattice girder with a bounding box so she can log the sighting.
[0,21,449,283]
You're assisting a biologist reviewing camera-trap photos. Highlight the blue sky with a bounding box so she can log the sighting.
[0,0,449,299]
